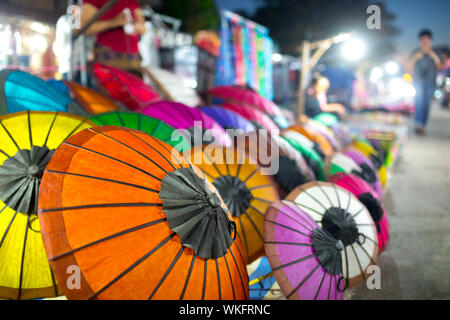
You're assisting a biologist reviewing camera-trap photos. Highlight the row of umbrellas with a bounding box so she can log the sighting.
[0,64,395,300]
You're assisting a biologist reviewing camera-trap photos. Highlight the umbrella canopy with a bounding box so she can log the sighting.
[305,120,340,151]
[220,104,280,134]
[288,125,334,158]
[328,173,389,254]
[89,111,190,152]
[281,130,324,180]
[313,113,339,127]
[207,85,282,116]
[352,138,388,188]
[247,256,282,300]
[234,131,315,195]
[46,79,71,97]
[38,126,249,300]
[140,101,232,147]
[330,124,353,149]
[63,81,120,114]
[184,146,279,263]
[91,62,162,111]
[142,67,202,107]
[343,148,383,199]
[199,106,256,133]
[0,69,83,115]
[264,200,345,300]
[0,111,93,300]
[285,182,378,288]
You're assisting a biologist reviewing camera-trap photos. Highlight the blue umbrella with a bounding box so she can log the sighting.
[0,69,84,115]
[200,106,256,133]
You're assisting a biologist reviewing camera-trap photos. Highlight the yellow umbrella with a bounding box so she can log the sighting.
[184,146,279,263]
[0,111,94,299]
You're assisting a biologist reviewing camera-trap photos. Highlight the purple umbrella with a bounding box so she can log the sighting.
[343,147,383,199]
[199,106,256,133]
[264,200,344,300]
[140,101,232,146]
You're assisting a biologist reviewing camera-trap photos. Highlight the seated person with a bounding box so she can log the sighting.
[305,74,346,118]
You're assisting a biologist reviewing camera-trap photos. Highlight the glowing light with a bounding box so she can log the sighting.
[342,39,366,61]
[183,79,197,89]
[385,61,399,75]
[403,73,413,83]
[272,53,282,63]
[370,67,383,83]
[389,78,416,97]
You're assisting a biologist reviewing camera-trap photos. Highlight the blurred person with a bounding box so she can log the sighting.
[304,73,346,118]
[408,29,442,134]
[82,0,146,76]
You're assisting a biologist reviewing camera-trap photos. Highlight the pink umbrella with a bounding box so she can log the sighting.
[264,200,344,300]
[343,147,383,199]
[208,85,282,116]
[328,173,390,254]
[140,101,232,146]
[220,104,280,134]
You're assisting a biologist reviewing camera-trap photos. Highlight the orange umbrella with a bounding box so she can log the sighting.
[63,81,120,114]
[38,126,248,300]
[185,145,279,263]
[288,125,334,158]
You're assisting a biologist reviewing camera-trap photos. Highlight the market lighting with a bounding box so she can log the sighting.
[370,67,383,83]
[403,73,413,83]
[386,61,399,75]
[272,53,282,63]
[341,39,366,61]
[389,78,416,97]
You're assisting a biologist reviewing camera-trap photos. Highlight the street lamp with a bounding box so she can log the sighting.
[297,33,365,119]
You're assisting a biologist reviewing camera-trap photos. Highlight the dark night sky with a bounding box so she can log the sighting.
[215,0,450,54]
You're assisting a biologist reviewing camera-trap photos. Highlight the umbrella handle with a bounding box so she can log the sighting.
[229,220,237,240]
[337,276,348,292]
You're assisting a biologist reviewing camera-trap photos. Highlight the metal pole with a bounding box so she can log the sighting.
[68,0,74,81]
[79,0,88,86]
[297,40,310,120]
[73,0,118,40]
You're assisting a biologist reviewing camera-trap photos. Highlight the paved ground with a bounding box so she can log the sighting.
[352,103,450,299]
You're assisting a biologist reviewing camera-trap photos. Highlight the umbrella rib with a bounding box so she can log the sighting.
[18,214,30,300]
[0,148,10,158]
[148,246,184,300]
[294,202,324,216]
[282,205,317,230]
[234,234,248,267]
[203,151,224,177]
[248,184,274,191]
[0,120,19,151]
[286,264,320,298]
[272,254,315,272]
[49,265,58,297]
[318,184,334,207]
[242,168,258,183]
[275,207,315,232]
[264,219,313,239]
[89,232,176,300]
[43,112,58,146]
[314,271,327,300]
[179,254,196,300]
[350,244,366,281]
[63,142,162,182]
[297,186,328,210]
[117,112,125,127]
[356,242,377,266]
[248,204,265,216]
[251,197,272,205]
[346,191,352,211]
[237,215,249,255]
[332,184,341,208]
[93,115,107,126]
[27,111,33,146]
[228,246,248,300]
[40,202,162,213]
[327,273,333,299]
[243,211,263,240]
[224,255,236,300]
[352,207,364,219]
[0,208,17,250]
[343,175,363,194]
[124,129,178,170]
[215,259,222,300]
[50,218,167,261]
[344,246,350,285]
[201,259,207,300]
[63,119,88,142]
[45,170,160,193]
[265,241,312,247]
[89,128,168,174]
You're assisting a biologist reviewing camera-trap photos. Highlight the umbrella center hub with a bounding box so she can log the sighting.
[0,145,55,214]
[352,163,376,184]
[312,228,344,275]
[321,207,359,246]
[358,192,383,223]
[213,175,252,217]
[207,193,222,209]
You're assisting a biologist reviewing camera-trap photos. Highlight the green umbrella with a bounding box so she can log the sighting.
[90,111,191,152]
[313,113,339,127]
[281,130,325,180]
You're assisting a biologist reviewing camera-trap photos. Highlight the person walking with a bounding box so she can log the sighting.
[408,29,441,134]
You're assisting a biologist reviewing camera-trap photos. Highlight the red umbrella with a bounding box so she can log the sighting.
[220,104,279,134]
[208,86,282,116]
[91,63,162,111]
